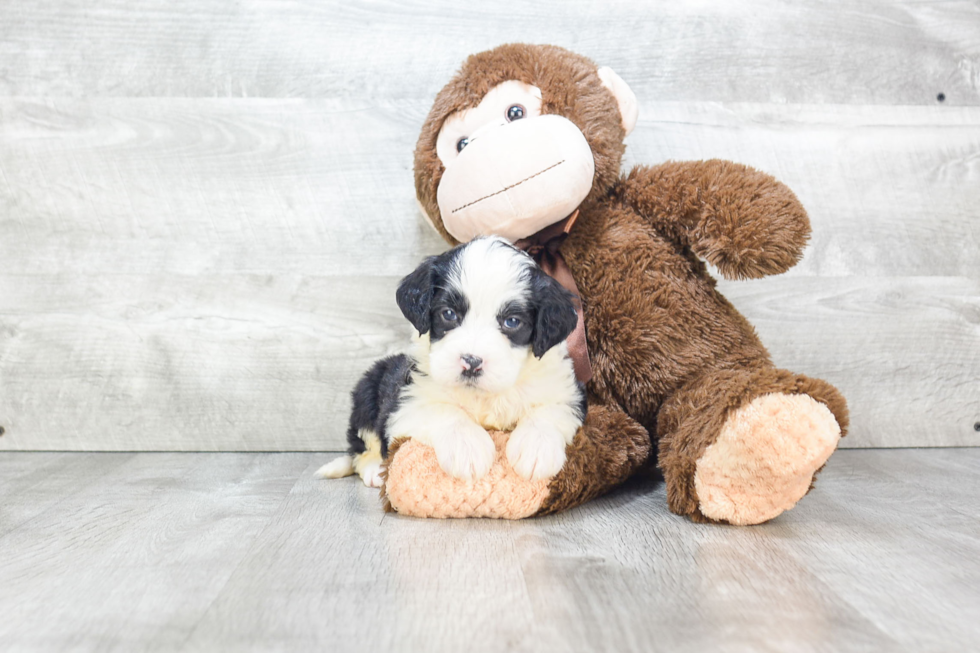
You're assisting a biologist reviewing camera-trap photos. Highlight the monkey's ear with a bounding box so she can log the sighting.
[396,256,436,335]
[415,197,440,236]
[597,67,638,136]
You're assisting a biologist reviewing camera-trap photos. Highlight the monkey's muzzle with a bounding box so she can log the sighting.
[437,115,595,243]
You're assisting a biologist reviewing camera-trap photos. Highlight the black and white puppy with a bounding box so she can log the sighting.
[317,236,586,487]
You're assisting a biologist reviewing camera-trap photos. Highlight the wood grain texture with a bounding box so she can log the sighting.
[762,449,980,652]
[0,98,444,277]
[0,0,977,105]
[1,449,978,651]
[2,99,977,450]
[0,452,135,536]
[1,3,978,451]
[627,103,980,278]
[1,274,975,450]
[720,276,980,448]
[2,100,975,278]
[0,453,310,651]
[0,274,411,451]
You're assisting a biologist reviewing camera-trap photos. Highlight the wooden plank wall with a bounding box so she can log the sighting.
[0,0,977,451]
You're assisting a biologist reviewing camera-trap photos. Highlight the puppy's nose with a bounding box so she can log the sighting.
[460,354,483,377]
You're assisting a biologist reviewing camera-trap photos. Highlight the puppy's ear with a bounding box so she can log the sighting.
[396,256,436,335]
[531,271,579,358]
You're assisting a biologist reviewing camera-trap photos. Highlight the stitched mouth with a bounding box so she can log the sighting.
[450,160,565,214]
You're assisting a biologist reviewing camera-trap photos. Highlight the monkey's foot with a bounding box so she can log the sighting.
[694,393,841,525]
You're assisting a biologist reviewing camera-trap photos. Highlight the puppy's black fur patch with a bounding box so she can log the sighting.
[527,267,579,358]
[497,300,534,347]
[395,246,465,337]
[429,287,469,343]
[345,354,414,458]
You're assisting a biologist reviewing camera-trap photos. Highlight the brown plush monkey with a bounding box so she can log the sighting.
[382,43,848,525]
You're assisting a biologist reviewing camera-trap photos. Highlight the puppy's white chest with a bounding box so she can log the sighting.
[402,374,517,430]
[462,395,522,431]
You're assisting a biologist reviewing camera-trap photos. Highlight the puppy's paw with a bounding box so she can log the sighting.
[431,420,496,481]
[359,461,384,489]
[506,422,567,480]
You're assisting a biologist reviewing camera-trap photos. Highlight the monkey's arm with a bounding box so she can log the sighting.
[618,160,810,279]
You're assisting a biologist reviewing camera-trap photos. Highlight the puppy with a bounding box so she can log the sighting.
[317,236,586,487]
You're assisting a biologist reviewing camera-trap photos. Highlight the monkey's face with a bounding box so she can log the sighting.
[414,44,638,245]
[434,80,595,242]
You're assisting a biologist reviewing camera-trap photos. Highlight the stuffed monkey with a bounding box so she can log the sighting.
[384,43,848,525]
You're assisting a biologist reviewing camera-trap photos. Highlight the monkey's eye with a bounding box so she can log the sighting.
[503,316,521,329]
[456,137,470,153]
[441,308,458,322]
[506,105,526,122]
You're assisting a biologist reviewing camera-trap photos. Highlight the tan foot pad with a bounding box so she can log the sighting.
[694,393,841,525]
[384,430,550,519]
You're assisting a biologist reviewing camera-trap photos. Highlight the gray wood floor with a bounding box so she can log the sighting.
[1,1,978,452]
[1,449,978,652]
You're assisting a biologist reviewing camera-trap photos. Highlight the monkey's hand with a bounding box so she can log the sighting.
[620,160,810,280]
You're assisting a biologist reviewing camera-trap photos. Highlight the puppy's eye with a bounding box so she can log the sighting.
[503,316,521,329]
[441,308,458,322]
[506,105,525,122]
[456,137,469,153]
